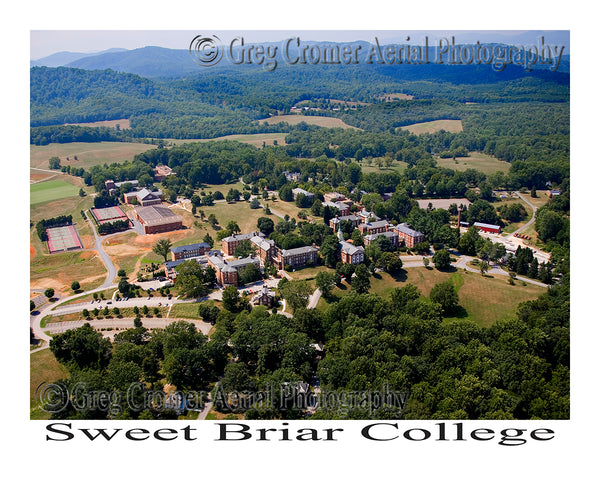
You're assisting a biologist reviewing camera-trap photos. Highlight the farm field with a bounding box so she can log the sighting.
[30,179,80,205]
[168,132,288,147]
[400,119,463,134]
[318,266,545,327]
[30,141,156,170]
[30,348,70,420]
[260,114,360,130]
[436,151,511,175]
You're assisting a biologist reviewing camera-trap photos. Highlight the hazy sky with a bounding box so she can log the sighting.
[30,30,570,60]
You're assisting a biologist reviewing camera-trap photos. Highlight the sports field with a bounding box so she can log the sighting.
[30,179,80,205]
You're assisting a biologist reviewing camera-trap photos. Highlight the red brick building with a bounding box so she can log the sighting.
[131,205,182,234]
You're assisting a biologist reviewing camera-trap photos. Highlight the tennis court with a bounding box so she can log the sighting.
[46,225,83,254]
[91,206,128,224]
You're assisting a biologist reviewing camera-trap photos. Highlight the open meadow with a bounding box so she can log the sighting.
[400,119,463,135]
[260,114,360,130]
[30,141,157,170]
[436,151,512,175]
[30,348,70,420]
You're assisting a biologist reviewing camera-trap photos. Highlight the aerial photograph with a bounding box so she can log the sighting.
[29,29,570,425]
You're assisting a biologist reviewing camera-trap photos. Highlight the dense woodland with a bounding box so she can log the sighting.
[35,59,569,421]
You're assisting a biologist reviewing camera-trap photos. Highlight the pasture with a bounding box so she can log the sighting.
[260,114,360,130]
[400,119,463,135]
[30,141,157,170]
[436,151,512,175]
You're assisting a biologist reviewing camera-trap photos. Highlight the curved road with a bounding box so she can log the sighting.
[507,191,538,238]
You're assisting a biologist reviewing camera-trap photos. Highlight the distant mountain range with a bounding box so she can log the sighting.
[30,42,570,79]
[30,48,128,68]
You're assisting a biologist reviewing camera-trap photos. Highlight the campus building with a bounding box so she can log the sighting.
[322,201,350,216]
[276,246,319,270]
[170,242,212,261]
[363,230,400,248]
[337,226,365,264]
[222,231,265,256]
[252,285,276,307]
[124,188,163,206]
[329,214,361,230]
[292,187,314,202]
[250,235,277,263]
[154,165,175,181]
[392,223,425,248]
[207,253,261,286]
[131,205,182,234]
[359,220,389,235]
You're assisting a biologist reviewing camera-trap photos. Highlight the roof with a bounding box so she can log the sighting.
[364,231,398,241]
[292,187,314,196]
[165,256,208,270]
[394,223,423,237]
[133,206,182,226]
[280,246,318,257]
[208,255,259,272]
[340,241,364,256]
[473,222,501,230]
[330,214,360,223]
[222,231,263,243]
[171,242,211,253]
[364,220,389,229]
[251,235,275,251]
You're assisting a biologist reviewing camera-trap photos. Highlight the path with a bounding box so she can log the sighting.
[508,191,538,238]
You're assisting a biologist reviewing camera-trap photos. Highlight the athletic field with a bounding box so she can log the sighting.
[31,179,79,205]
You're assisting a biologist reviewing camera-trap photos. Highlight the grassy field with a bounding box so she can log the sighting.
[436,152,511,175]
[318,266,545,327]
[169,302,203,319]
[169,133,289,147]
[30,141,156,170]
[30,179,80,205]
[260,114,360,130]
[400,119,463,135]
[30,348,69,420]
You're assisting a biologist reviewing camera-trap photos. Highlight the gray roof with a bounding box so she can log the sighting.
[223,231,263,243]
[280,246,318,257]
[171,242,211,253]
[292,188,314,197]
[473,222,501,230]
[364,231,398,242]
[330,214,360,223]
[340,241,364,256]
[394,223,423,237]
[364,220,389,229]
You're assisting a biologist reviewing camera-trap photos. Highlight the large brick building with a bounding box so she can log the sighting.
[222,231,264,256]
[329,214,361,230]
[276,246,319,270]
[250,235,277,263]
[359,220,389,235]
[363,230,400,248]
[170,242,212,261]
[392,223,425,248]
[207,253,261,286]
[131,205,182,234]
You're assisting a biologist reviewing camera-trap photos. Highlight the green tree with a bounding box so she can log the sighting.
[175,260,211,298]
[320,235,340,267]
[315,271,338,299]
[257,217,275,236]
[234,239,254,258]
[50,323,111,369]
[250,198,261,209]
[203,233,214,248]
[222,285,240,312]
[351,264,371,294]
[152,239,172,262]
[198,302,219,323]
[279,280,313,313]
[432,249,451,270]
[429,281,458,315]
[227,221,241,235]
[71,281,80,292]
[44,288,55,299]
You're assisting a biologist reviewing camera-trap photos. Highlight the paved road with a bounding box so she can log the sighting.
[44,317,213,336]
[508,191,538,238]
[307,288,322,309]
[84,210,118,289]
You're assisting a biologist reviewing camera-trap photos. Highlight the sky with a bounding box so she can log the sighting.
[30,30,570,60]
